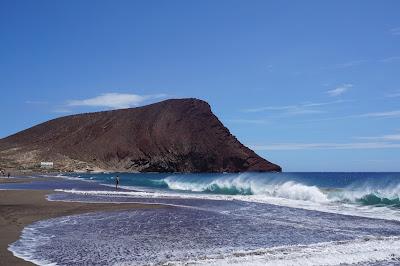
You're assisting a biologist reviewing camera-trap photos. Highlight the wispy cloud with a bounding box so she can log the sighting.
[359,110,400,118]
[242,100,347,114]
[67,93,167,109]
[390,27,400,36]
[25,100,48,105]
[385,91,400,98]
[356,134,400,141]
[302,110,400,123]
[302,100,350,107]
[333,60,367,69]
[380,56,400,63]
[326,84,352,97]
[251,142,400,151]
[226,119,269,125]
[318,60,368,71]
[287,109,324,115]
[53,108,73,114]
[243,105,296,113]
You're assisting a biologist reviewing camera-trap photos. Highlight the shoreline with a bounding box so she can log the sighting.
[0,189,164,266]
[0,176,57,184]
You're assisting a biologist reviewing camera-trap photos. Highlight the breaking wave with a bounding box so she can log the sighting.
[163,174,400,208]
[164,175,328,203]
[61,172,400,211]
[331,182,400,208]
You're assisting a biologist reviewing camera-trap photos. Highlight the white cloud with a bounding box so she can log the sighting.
[243,105,296,113]
[333,60,367,69]
[359,110,400,118]
[287,109,324,115]
[226,119,269,125]
[390,27,400,36]
[326,84,352,97]
[386,92,400,98]
[53,108,73,114]
[67,93,167,109]
[357,134,400,141]
[242,100,347,114]
[302,99,350,107]
[251,142,400,151]
[25,100,48,105]
[301,109,400,123]
[319,60,367,71]
[380,56,400,63]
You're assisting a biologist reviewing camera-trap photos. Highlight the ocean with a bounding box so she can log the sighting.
[6,172,400,265]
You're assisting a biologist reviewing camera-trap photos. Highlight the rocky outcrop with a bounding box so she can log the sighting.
[0,99,281,172]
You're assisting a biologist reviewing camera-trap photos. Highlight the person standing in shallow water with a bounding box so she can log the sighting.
[115,175,120,190]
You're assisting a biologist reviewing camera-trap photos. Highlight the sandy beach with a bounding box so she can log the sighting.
[0,176,54,184]
[0,186,163,265]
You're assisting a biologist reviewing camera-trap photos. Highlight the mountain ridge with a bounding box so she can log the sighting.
[0,98,281,173]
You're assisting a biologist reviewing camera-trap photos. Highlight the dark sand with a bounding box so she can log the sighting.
[0,189,163,265]
[0,176,55,184]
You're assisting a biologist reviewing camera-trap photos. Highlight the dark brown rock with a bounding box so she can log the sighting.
[0,98,281,172]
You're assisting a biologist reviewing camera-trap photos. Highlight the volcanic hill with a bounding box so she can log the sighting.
[0,98,281,173]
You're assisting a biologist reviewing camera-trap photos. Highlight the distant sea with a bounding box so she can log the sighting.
[7,172,400,265]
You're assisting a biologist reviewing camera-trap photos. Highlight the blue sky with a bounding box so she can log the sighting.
[1,0,399,171]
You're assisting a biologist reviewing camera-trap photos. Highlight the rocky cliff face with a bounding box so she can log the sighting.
[0,99,281,172]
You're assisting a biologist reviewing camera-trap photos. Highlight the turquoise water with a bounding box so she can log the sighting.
[7,172,400,265]
[66,172,400,208]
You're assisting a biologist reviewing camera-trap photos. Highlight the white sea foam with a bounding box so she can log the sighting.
[330,182,400,202]
[163,173,400,204]
[54,188,400,221]
[164,175,329,203]
[56,172,400,210]
[163,173,400,218]
[171,236,400,266]
[49,172,400,221]
[8,220,59,266]
[54,174,101,183]
[10,202,400,266]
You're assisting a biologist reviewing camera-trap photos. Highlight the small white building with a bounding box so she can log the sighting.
[40,162,54,169]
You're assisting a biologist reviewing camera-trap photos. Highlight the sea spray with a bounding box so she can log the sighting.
[327,178,400,207]
[11,172,400,265]
[59,172,400,210]
[164,173,329,202]
[10,196,400,265]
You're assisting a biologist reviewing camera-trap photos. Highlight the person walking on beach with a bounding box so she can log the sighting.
[7,172,10,178]
[115,175,120,190]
